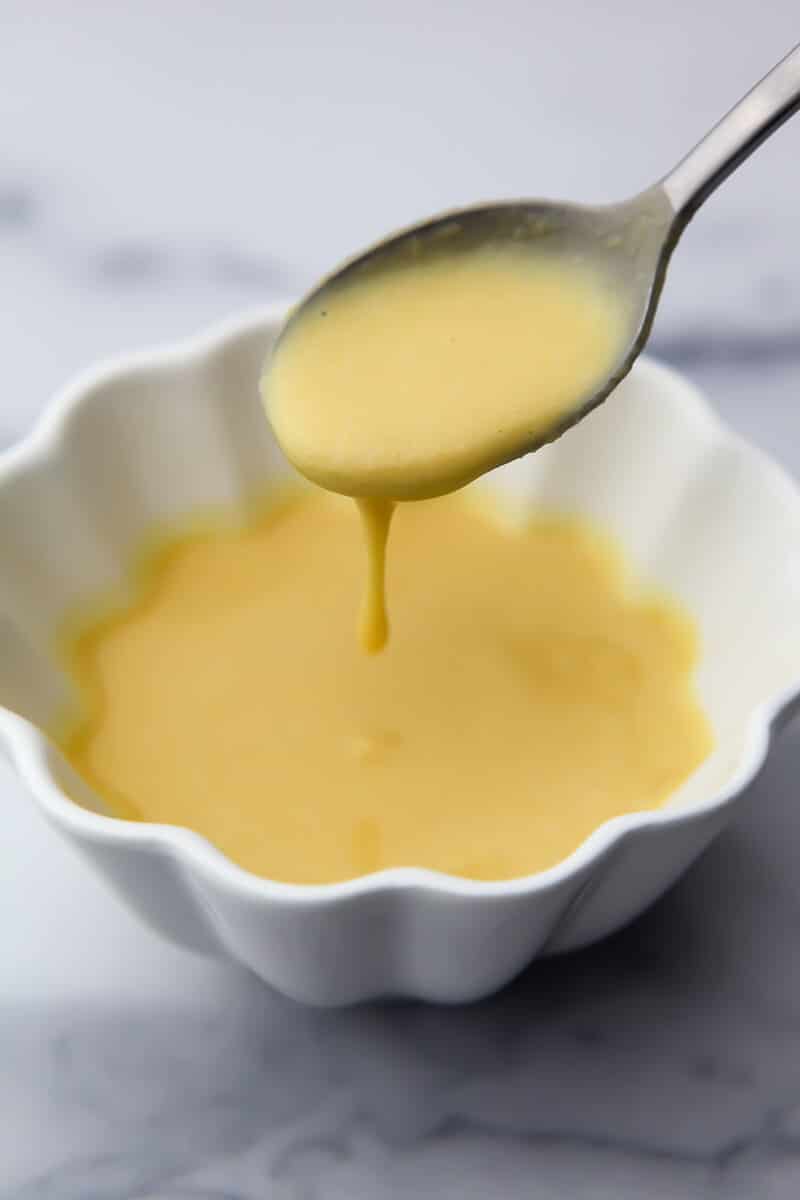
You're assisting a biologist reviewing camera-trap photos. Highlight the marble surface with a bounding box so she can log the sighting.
[3,2,800,1196]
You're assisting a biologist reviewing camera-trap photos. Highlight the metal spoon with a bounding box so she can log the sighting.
[278,41,800,459]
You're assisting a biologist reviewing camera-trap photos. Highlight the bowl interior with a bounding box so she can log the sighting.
[1,311,799,826]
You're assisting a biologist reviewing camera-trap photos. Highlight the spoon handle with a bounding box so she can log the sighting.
[662,42,800,223]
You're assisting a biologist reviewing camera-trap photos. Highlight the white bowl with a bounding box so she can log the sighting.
[3,305,799,1006]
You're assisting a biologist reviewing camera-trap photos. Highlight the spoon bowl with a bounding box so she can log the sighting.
[280,188,675,463]
[276,41,799,471]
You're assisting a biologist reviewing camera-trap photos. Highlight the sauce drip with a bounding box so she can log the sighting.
[357,497,395,653]
[263,247,627,649]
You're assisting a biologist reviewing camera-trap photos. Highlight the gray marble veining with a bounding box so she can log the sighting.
[6,720,800,1199]
[3,1,800,1196]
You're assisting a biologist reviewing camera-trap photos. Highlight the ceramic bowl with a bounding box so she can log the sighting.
[3,305,800,1006]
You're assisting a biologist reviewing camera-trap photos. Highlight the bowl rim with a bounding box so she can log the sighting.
[3,302,799,906]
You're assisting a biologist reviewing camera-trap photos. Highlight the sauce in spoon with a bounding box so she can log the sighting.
[263,244,626,650]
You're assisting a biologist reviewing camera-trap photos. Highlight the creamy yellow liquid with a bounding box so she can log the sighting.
[58,491,711,885]
[356,497,395,653]
[265,250,626,501]
[263,247,627,650]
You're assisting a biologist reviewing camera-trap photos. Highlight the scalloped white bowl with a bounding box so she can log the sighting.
[3,305,800,1006]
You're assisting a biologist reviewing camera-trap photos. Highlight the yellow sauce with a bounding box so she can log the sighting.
[263,247,627,650]
[356,497,395,653]
[56,242,713,884]
[58,490,711,885]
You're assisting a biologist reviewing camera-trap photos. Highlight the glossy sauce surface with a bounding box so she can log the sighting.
[58,491,712,885]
